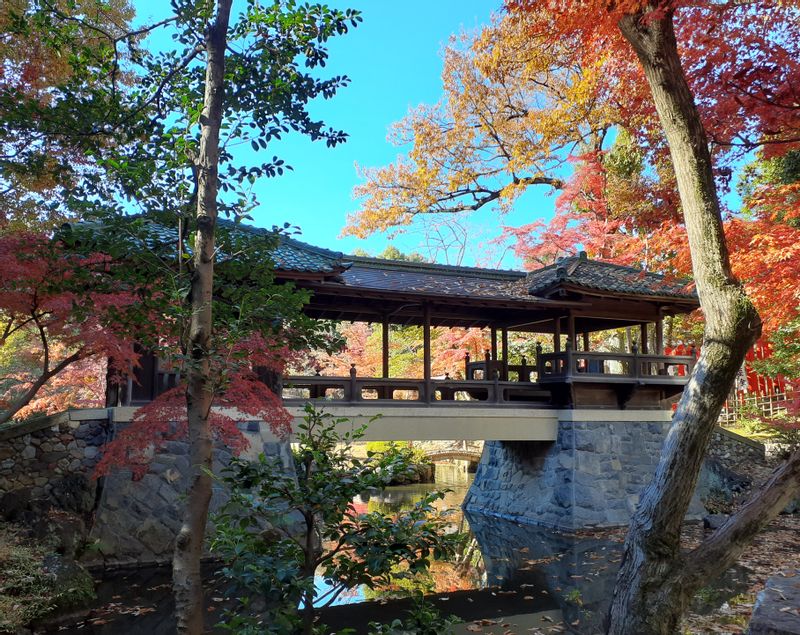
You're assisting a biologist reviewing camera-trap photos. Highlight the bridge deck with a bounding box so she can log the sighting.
[285,405,559,441]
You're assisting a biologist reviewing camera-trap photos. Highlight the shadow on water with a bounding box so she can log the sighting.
[40,479,753,634]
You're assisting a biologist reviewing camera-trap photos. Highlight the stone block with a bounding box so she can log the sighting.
[749,570,800,635]
[164,440,189,455]
[135,517,174,555]
[553,483,573,508]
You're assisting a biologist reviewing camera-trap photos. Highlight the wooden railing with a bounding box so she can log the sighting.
[537,344,695,384]
[109,347,695,409]
[281,365,551,406]
[465,351,535,382]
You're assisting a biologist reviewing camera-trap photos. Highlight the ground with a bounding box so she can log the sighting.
[682,515,800,634]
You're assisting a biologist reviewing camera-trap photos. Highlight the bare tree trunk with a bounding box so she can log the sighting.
[173,1,232,633]
[604,9,787,634]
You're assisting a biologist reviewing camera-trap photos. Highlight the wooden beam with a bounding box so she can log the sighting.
[554,317,562,353]
[567,312,576,348]
[382,315,389,378]
[655,313,664,355]
[640,323,649,354]
[423,303,432,399]
[501,327,509,380]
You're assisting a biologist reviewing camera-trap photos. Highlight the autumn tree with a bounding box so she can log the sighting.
[0,233,148,424]
[345,2,800,632]
[499,2,800,633]
[4,2,361,633]
[0,0,139,231]
[345,11,612,239]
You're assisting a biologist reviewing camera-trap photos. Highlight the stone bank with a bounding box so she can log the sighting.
[464,409,710,530]
[0,408,294,565]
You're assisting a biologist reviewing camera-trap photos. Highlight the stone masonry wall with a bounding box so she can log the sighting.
[90,422,294,564]
[0,412,110,505]
[708,427,766,467]
[0,410,295,565]
[464,417,705,530]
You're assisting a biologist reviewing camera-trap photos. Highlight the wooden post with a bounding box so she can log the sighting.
[490,326,498,361]
[349,363,357,402]
[640,323,649,354]
[567,312,576,347]
[382,316,389,379]
[582,331,590,352]
[554,317,562,353]
[501,327,509,380]
[464,352,471,380]
[655,314,665,355]
[565,335,573,377]
[423,303,431,403]
[535,341,543,379]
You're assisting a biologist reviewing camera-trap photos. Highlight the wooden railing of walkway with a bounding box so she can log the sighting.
[109,349,695,408]
[538,344,695,386]
[281,367,551,407]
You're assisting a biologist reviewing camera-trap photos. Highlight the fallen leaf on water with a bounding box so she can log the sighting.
[465,625,482,632]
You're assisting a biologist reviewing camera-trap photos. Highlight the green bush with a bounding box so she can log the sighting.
[0,524,94,631]
[212,405,458,635]
[366,441,431,467]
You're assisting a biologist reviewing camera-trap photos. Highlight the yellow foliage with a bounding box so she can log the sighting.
[345,11,617,238]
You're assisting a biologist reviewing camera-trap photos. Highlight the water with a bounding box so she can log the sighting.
[39,476,752,634]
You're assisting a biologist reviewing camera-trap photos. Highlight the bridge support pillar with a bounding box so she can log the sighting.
[463,410,704,530]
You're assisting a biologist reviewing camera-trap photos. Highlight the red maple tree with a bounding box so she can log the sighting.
[0,233,143,424]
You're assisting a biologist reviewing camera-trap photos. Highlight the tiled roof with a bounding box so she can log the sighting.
[526,253,696,300]
[61,217,696,302]
[272,236,345,274]
[339,256,532,301]
[61,217,348,275]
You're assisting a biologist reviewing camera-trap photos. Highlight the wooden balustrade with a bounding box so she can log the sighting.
[111,349,694,409]
[537,345,695,384]
[281,373,551,406]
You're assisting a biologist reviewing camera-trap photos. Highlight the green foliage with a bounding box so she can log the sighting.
[365,442,431,468]
[604,129,644,180]
[754,414,800,453]
[750,317,800,380]
[212,405,459,635]
[368,595,460,635]
[0,525,95,630]
[564,588,584,606]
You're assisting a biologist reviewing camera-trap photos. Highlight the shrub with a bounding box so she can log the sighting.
[212,404,458,635]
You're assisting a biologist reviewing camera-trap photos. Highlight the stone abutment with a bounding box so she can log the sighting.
[463,410,707,530]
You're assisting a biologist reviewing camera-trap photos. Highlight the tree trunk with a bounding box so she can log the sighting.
[607,9,769,634]
[172,2,232,633]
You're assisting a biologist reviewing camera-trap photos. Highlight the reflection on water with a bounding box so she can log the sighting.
[43,476,753,635]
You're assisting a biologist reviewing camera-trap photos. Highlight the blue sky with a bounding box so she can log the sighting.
[134,0,559,267]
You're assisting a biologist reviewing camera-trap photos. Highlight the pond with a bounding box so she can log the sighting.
[39,475,752,634]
